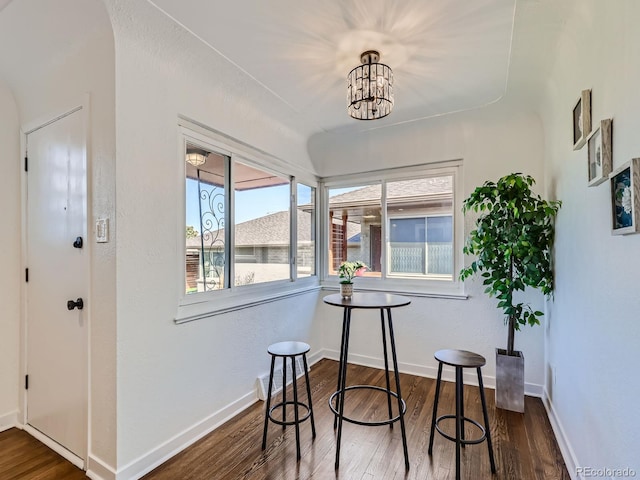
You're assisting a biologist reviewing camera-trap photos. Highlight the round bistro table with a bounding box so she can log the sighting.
[323,292,411,470]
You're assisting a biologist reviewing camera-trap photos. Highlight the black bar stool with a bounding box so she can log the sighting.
[428,349,496,480]
[261,341,316,461]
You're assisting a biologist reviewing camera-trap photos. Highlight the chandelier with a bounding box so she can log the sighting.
[347,50,394,120]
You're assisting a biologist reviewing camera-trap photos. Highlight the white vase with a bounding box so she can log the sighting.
[340,282,353,298]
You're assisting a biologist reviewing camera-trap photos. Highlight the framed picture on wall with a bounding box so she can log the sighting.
[587,118,612,186]
[572,89,591,150]
[610,158,640,235]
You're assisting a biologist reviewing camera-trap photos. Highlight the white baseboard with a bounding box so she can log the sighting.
[116,390,257,480]
[321,348,544,397]
[109,350,326,480]
[86,453,117,480]
[542,388,579,480]
[0,410,18,433]
[307,349,324,367]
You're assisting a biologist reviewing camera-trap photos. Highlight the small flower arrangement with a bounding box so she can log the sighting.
[338,261,368,284]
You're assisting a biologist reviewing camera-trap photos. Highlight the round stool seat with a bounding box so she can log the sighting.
[268,341,310,357]
[434,349,486,368]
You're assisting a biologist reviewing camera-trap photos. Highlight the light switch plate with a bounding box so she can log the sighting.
[96,218,109,243]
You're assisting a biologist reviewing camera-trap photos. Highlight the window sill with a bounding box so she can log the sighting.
[175,281,321,324]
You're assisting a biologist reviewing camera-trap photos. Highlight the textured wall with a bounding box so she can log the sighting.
[540,0,640,474]
[0,80,20,431]
[102,0,319,469]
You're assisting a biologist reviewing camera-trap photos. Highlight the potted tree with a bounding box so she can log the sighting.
[460,173,561,412]
[338,260,367,298]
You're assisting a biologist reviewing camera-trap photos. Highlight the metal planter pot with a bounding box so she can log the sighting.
[495,348,525,413]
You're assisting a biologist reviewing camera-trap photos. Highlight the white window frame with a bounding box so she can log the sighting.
[295,181,318,279]
[176,119,320,323]
[320,160,465,298]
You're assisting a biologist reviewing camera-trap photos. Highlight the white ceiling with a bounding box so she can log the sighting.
[0,0,571,138]
[149,0,517,134]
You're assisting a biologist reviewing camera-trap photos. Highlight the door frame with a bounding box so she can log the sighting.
[19,95,92,470]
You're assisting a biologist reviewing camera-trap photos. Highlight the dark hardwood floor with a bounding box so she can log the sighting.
[0,428,86,480]
[0,359,570,479]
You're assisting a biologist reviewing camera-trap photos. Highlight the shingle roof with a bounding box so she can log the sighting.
[186,179,450,248]
[329,177,452,206]
[187,209,314,248]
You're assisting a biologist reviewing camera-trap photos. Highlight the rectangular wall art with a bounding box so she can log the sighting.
[610,158,640,235]
[573,89,591,150]
[587,118,612,186]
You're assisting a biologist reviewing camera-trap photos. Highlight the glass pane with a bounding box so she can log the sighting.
[297,183,315,278]
[386,176,454,278]
[185,144,228,294]
[328,184,382,277]
[426,216,453,274]
[389,217,426,274]
[234,162,290,286]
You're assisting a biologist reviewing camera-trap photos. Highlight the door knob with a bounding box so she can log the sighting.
[67,298,84,310]
[73,237,83,249]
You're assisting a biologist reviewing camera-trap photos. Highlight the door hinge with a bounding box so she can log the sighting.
[25,268,29,282]
[25,375,29,390]
[24,156,28,172]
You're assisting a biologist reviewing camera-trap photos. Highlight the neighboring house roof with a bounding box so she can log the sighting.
[328,177,452,207]
[187,209,314,248]
[187,180,449,249]
[187,208,362,249]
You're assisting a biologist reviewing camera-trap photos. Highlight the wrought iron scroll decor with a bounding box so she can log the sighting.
[197,173,226,290]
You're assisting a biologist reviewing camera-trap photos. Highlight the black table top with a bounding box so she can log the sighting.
[323,292,411,309]
[434,349,486,368]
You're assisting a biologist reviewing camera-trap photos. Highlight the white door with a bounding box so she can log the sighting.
[26,107,88,462]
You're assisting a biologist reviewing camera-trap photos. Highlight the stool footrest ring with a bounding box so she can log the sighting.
[434,414,487,445]
[267,401,312,426]
[329,385,406,427]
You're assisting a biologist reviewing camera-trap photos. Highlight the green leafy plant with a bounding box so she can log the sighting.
[338,261,368,284]
[459,173,561,356]
[185,225,199,239]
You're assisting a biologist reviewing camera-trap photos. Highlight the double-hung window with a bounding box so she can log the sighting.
[179,124,318,321]
[323,162,463,296]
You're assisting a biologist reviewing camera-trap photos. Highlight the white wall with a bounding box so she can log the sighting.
[102,1,322,472]
[0,80,20,431]
[540,0,640,475]
[309,102,548,393]
[0,0,117,470]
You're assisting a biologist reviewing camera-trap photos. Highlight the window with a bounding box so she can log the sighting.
[297,183,316,278]
[234,161,290,286]
[387,177,453,277]
[327,184,382,277]
[185,144,229,294]
[182,127,318,308]
[389,216,453,276]
[324,163,461,295]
